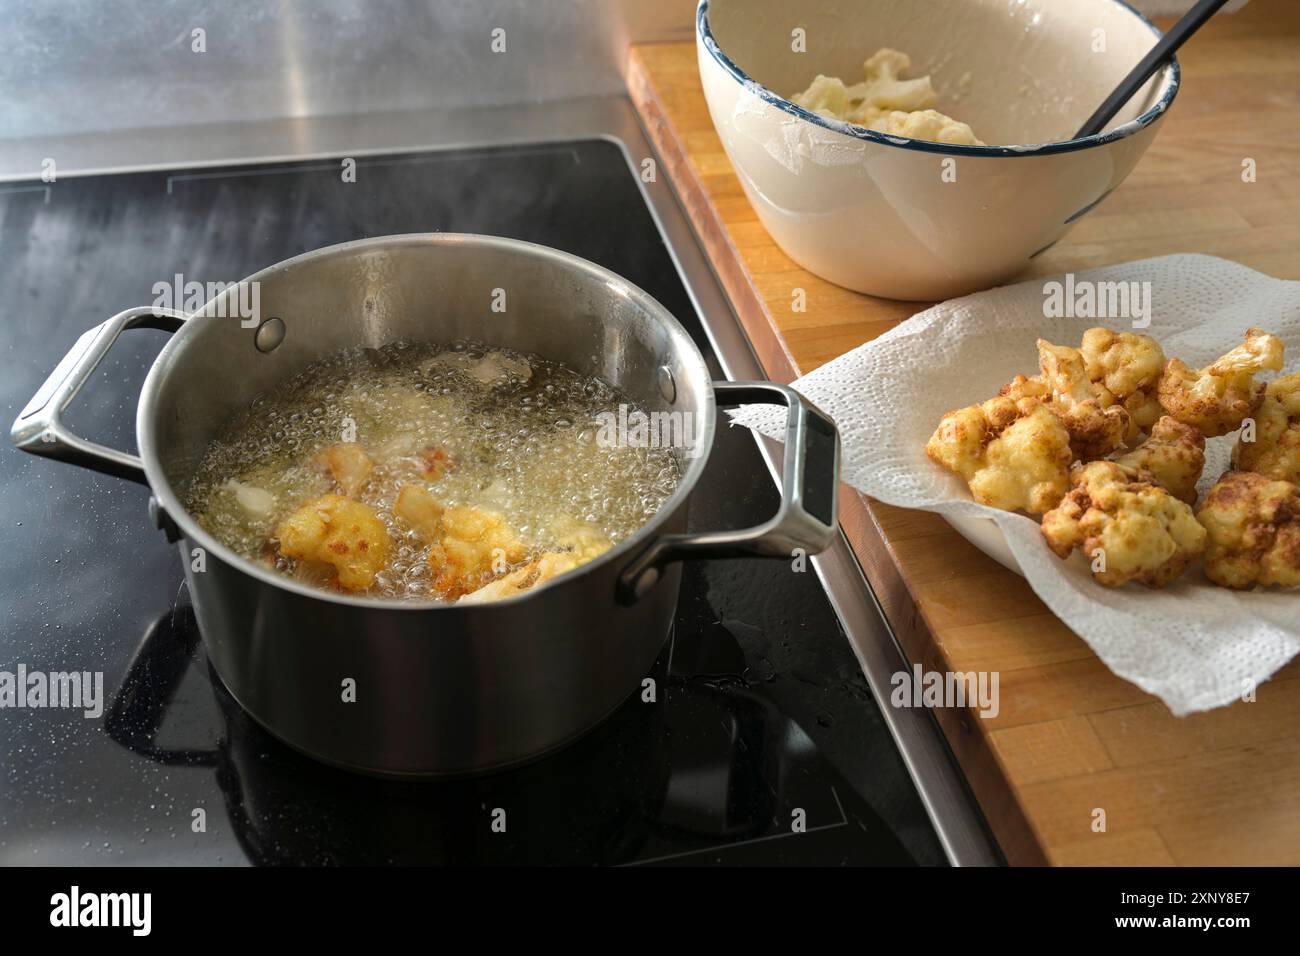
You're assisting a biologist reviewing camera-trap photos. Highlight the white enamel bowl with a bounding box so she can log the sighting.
[697,0,1179,301]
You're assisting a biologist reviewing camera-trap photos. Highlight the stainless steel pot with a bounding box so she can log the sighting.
[12,234,840,776]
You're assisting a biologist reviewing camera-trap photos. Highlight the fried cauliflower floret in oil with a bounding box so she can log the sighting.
[418,446,452,480]
[1112,416,1206,505]
[1231,372,1300,483]
[394,484,445,540]
[1035,340,1130,460]
[274,494,391,591]
[456,517,612,605]
[396,483,532,600]
[548,515,614,562]
[1158,328,1285,436]
[1196,471,1300,590]
[457,553,583,605]
[1040,461,1206,588]
[926,400,1073,515]
[432,506,531,599]
[1079,327,1166,439]
[314,442,374,496]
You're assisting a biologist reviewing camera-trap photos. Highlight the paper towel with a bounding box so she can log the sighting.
[732,254,1299,715]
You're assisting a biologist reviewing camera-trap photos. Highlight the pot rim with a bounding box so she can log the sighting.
[136,232,718,610]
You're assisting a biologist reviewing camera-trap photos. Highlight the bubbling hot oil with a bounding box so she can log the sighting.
[185,340,683,600]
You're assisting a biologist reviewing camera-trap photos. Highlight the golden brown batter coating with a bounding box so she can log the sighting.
[1040,461,1206,588]
[274,494,391,591]
[1196,470,1300,590]
[1112,416,1206,505]
[1231,372,1300,483]
[314,443,374,497]
[1079,327,1166,440]
[1035,339,1131,461]
[926,399,1073,515]
[1158,328,1284,437]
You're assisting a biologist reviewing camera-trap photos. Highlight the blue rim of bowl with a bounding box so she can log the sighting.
[696,0,1181,157]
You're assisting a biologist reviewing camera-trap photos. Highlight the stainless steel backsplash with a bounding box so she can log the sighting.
[1,0,697,138]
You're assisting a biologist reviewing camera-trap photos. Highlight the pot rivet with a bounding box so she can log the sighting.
[255,316,286,353]
[656,365,676,403]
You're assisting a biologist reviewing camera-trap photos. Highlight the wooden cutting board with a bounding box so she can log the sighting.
[628,0,1300,866]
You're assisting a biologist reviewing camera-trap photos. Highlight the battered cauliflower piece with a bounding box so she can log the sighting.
[1079,327,1166,440]
[1112,416,1206,505]
[370,435,453,482]
[1231,372,1300,483]
[1158,328,1285,436]
[997,341,1131,460]
[396,485,535,598]
[418,446,452,480]
[315,443,374,496]
[431,506,532,599]
[457,553,583,605]
[926,399,1073,515]
[999,373,1050,406]
[222,479,276,519]
[1035,339,1130,460]
[1040,461,1206,588]
[428,349,532,387]
[548,515,614,561]
[274,494,391,591]
[872,108,985,145]
[454,516,612,604]
[791,48,984,146]
[1196,471,1300,589]
[394,484,445,541]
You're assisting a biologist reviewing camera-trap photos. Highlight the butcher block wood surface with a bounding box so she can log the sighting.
[627,0,1300,866]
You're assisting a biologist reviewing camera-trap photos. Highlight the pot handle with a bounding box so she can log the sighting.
[10,306,186,485]
[617,381,841,604]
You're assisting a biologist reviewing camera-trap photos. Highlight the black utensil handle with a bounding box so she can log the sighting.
[1074,0,1230,138]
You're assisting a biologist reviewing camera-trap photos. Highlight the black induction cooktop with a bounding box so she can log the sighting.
[0,139,946,865]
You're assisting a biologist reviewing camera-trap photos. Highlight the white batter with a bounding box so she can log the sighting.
[791,48,984,146]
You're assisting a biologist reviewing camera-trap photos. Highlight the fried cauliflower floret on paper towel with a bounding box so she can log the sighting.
[997,341,1130,460]
[1111,415,1206,505]
[1079,327,1166,438]
[1196,471,1300,590]
[1035,340,1130,460]
[274,494,391,591]
[395,484,531,599]
[314,442,374,496]
[998,373,1050,406]
[1231,372,1300,483]
[1158,328,1285,436]
[1040,461,1206,588]
[926,398,1073,515]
